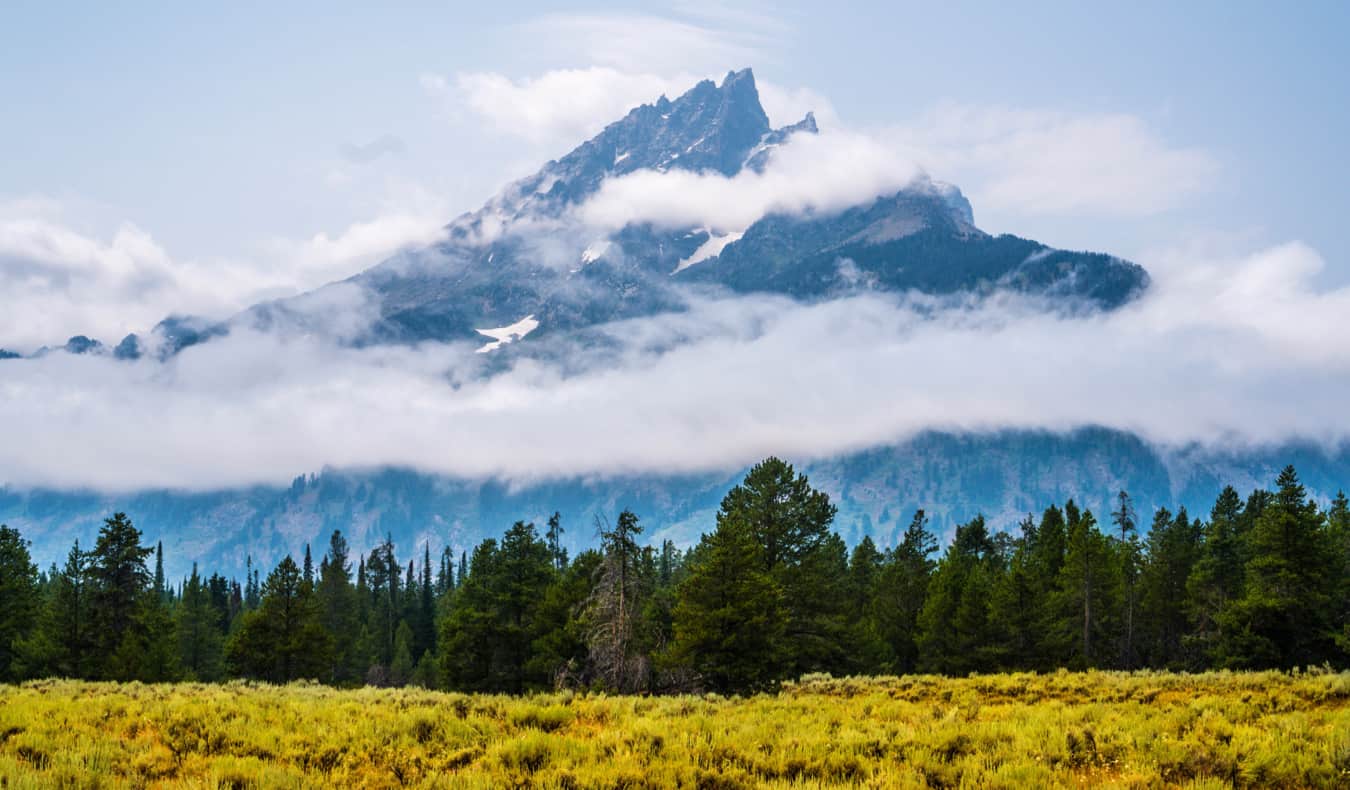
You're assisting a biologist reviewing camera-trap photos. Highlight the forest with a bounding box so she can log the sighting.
[1,458,1347,694]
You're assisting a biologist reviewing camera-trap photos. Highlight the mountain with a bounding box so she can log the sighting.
[79,68,1145,359]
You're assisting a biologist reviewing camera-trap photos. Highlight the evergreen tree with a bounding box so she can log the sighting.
[987,515,1042,669]
[1138,507,1202,667]
[1328,491,1350,656]
[226,556,332,682]
[437,546,455,595]
[1055,504,1117,667]
[153,541,166,602]
[529,549,603,689]
[1185,486,1246,662]
[418,543,436,658]
[713,457,844,678]
[316,530,361,684]
[439,523,555,692]
[873,510,938,673]
[846,535,887,671]
[365,537,400,667]
[670,520,782,693]
[177,562,225,681]
[1220,467,1336,667]
[16,540,90,678]
[1111,490,1141,668]
[0,525,39,681]
[546,511,568,571]
[86,513,155,680]
[917,516,1001,673]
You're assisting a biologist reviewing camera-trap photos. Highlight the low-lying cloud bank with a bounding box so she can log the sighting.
[1,239,1347,492]
[0,198,446,354]
[578,129,919,233]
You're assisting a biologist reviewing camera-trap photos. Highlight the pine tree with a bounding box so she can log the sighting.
[86,513,155,680]
[846,535,887,672]
[418,543,436,659]
[670,520,782,693]
[1055,504,1117,668]
[153,541,166,603]
[316,530,360,684]
[714,457,842,678]
[917,516,1000,674]
[1111,491,1142,668]
[177,562,225,680]
[1185,486,1245,662]
[439,523,554,692]
[1138,507,1202,667]
[873,510,938,673]
[226,555,333,682]
[365,537,400,667]
[1328,490,1350,656]
[546,511,568,571]
[16,540,89,678]
[0,525,39,681]
[529,549,602,689]
[1220,467,1336,667]
[987,515,1042,669]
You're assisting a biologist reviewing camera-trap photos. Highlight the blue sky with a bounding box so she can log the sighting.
[3,2,1350,490]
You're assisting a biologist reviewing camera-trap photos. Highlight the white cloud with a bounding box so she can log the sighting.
[891,103,1219,217]
[577,129,920,232]
[446,67,701,146]
[1,240,1347,492]
[0,198,445,353]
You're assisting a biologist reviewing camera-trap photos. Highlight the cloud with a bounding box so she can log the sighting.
[577,129,920,232]
[264,211,445,285]
[426,9,819,148]
[891,103,1219,217]
[1,240,1347,492]
[445,67,701,146]
[0,198,446,353]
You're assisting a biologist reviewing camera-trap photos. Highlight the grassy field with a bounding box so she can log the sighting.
[1,671,1347,789]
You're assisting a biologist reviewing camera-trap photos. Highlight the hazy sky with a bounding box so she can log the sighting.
[2,2,1349,491]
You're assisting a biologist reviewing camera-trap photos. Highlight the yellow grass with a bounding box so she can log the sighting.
[1,670,1347,788]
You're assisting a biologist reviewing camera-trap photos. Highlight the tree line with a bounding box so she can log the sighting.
[0,459,1346,693]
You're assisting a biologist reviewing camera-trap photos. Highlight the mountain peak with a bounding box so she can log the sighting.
[480,67,774,216]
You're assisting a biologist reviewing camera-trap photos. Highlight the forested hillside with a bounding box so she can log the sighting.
[2,458,1346,693]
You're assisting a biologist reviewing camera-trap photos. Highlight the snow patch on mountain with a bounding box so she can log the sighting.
[475,315,539,353]
[674,230,744,273]
[581,240,612,265]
